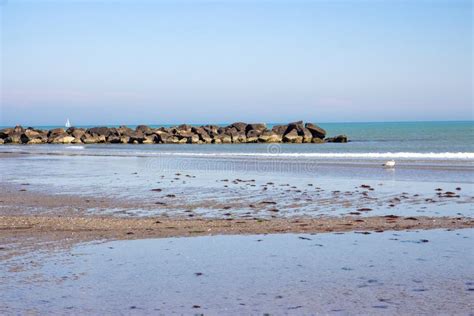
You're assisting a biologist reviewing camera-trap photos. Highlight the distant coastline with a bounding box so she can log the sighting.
[0,121,347,145]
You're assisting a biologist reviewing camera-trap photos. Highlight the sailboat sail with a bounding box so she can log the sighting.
[65,119,71,128]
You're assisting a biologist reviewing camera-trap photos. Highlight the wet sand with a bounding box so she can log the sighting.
[2,214,473,241]
[2,229,473,314]
[1,182,473,260]
[2,213,473,263]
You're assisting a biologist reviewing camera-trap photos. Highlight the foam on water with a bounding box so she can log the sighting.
[113,151,474,160]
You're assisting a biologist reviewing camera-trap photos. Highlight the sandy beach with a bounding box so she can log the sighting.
[1,137,473,315]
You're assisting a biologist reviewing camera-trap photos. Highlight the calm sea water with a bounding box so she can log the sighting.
[1,121,473,218]
[1,121,473,161]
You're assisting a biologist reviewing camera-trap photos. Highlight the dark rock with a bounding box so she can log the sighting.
[136,125,153,134]
[81,134,100,144]
[202,125,219,137]
[0,128,12,139]
[108,135,122,143]
[311,137,324,144]
[285,121,304,135]
[283,129,303,143]
[232,132,247,143]
[117,126,134,137]
[13,125,25,134]
[129,131,146,144]
[246,129,262,143]
[302,128,313,143]
[326,135,348,143]
[246,123,266,133]
[154,131,171,143]
[176,124,192,132]
[228,122,247,132]
[48,128,66,139]
[87,127,111,137]
[192,127,212,143]
[305,123,326,139]
[70,128,86,139]
[272,124,288,135]
[258,130,282,143]
[21,129,45,144]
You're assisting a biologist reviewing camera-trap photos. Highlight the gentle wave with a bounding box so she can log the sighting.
[65,146,85,150]
[144,152,474,160]
[2,149,473,160]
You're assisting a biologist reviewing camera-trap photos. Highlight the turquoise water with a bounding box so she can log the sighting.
[2,121,473,153]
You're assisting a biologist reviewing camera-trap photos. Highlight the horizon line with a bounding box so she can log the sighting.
[1,119,473,128]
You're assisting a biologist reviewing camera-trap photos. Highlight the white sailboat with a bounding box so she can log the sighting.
[65,118,71,128]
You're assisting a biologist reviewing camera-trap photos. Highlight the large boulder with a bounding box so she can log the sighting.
[203,125,219,137]
[214,134,232,144]
[129,131,146,144]
[283,129,303,143]
[272,125,288,136]
[228,122,247,133]
[326,135,348,143]
[27,138,44,144]
[258,131,282,143]
[311,137,324,144]
[285,121,304,135]
[136,125,154,135]
[117,126,133,137]
[232,132,246,143]
[0,128,13,139]
[47,128,69,143]
[142,135,156,144]
[192,127,212,143]
[176,130,195,139]
[21,129,46,144]
[107,135,122,143]
[69,128,86,139]
[154,131,171,143]
[176,124,192,132]
[13,125,25,134]
[87,127,111,137]
[158,134,180,144]
[302,128,313,143]
[81,134,100,144]
[48,128,66,139]
[246,123,266,133]
[53,136,75,144]
[246,130,261,143]
[305,123,326,139]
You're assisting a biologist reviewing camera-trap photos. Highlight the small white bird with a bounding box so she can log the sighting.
[383,160,396,168]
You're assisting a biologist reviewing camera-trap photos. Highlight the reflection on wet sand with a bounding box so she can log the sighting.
[1,229,473,314]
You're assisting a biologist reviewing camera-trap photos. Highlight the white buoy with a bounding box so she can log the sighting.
[383,160,396,168]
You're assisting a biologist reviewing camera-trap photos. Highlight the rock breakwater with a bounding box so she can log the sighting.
[0,121,348,145]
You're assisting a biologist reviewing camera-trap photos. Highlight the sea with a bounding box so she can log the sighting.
[1,121,473,218]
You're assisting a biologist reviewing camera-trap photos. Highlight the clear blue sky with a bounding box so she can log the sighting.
[1,0,472,126]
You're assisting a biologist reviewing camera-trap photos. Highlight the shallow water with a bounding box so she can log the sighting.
[1,152,472,218]
[1,229,473,314]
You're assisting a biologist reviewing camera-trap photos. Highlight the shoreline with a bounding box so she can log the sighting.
[2,214,473,261]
